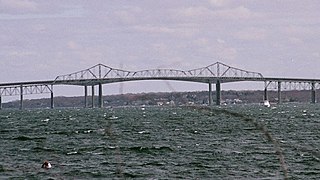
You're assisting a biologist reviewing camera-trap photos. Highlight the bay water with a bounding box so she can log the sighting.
[0,104,319,179]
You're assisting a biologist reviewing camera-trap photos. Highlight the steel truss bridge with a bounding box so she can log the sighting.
[0,62,319,109]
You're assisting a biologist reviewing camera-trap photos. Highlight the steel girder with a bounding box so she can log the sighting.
[264,81,318,91]
[0,84,52,96]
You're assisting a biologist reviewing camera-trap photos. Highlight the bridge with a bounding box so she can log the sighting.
[0,62,319,109]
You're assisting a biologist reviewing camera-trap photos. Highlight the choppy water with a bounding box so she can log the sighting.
[0,104,319,179]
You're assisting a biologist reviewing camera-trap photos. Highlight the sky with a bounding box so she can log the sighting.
[1,0,320,100]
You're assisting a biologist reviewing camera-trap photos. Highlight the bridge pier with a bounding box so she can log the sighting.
[50,85,54,109]
[278,81,281,104]
[216,80,221,106]
[0,96,2,110]
[264,88,268,101]
[91,85,95,108]
[208,82,213,106]
[20,85,23,110]
[264,81,268,101]
[98,83,103,108]
[84,85,88,108]
[311,82,316,104]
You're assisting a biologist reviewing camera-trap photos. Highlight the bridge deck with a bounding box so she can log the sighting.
[0,77,320,87]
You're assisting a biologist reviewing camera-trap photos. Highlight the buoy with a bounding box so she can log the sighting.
[41,160,52,169]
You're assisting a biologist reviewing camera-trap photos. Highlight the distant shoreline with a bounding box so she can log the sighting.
[1,90,317,109]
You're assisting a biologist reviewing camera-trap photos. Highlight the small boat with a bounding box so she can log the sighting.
[263,100,271,107]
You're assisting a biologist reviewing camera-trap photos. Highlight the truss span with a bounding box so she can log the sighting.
[54,62,264,85]
[0,84,52,96]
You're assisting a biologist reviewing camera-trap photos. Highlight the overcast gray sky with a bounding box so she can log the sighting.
[1,0,320,98]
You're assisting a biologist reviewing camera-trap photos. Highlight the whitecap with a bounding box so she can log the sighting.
[108,115,118,120]
[20,148,30,151]
[138,130,149,134]
[84,130,93,133]
[42,118,50,122]
[313,155,320,161]
[232,151,243,154]
[67,151,78,155]
[92,152,104,155]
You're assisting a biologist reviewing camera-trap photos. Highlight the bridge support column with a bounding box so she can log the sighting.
[208,82,213,106]
[264,88,268,101]
[216,80,221,106]
[0,96,2,110]
[84,85,88,108]
[20,85,23,110]
[98,83,103,108]
[264,82,268,101]
[278,81,281,104]
[311,82,316,104]
[92,85,95,108]
[50,85,54,109]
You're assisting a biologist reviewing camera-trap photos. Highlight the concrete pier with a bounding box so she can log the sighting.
[278,81,281,104]
[20,85,23,110]
[98,83,103,108]
[264,87,268,101]
[0,96,2,110]
[311,82,316,103]
[216,80,221,105]
[91,85,95,108]
[50,85,54,109]
[208,82,213,106]
[84,85,88,108]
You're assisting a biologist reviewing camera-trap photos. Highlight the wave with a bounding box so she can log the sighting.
[32,146,56,152]
[13,136,46,141]
[143,161,166,166]
[126,146,174,154]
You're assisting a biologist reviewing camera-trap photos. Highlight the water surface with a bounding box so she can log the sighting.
[0,104,319,179]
